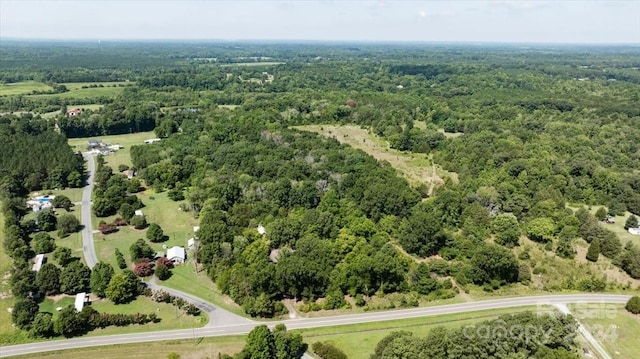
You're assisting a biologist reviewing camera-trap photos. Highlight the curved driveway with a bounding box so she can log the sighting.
[0,294,631,357]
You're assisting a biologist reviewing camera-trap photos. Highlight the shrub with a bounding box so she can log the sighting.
[133,260,154,277]
[115,248,127,269]
[312,342,347,359]
[625,296,640,314]
[98,222,117,234]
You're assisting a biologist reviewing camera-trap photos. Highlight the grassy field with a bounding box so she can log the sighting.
[571,303,640,359]
[295,125,457,195]
[220,62,285,67]
[160,262,246,317]
[0,81,53,96]
[13,306,546,359]
[67,131,156,169]
[29,82,130,100]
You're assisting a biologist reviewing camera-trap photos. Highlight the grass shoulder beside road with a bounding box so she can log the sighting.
[13,306,546,359]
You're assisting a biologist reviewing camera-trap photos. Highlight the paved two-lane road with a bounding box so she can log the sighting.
[0,294,630,358]
[81,153,98,269]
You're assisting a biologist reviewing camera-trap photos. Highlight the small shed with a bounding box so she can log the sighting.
[167,246,185,264]
[134,210,144,217]
[187,238,197,249]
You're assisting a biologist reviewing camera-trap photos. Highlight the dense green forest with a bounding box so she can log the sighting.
[2,42,640,323]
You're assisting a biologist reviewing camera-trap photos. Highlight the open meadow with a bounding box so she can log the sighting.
[295,125,457,195]
[0,81,53,96]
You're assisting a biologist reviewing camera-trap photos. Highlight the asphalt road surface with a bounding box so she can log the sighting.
[80,153,99,269]
[0,294,630,358]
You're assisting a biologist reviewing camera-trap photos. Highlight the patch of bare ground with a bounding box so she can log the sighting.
[295,125,457,195]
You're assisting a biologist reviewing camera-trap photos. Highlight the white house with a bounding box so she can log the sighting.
[134,210,144,217]
[32,254,45,272]
[167,246,186,264]
[629,227,640,235]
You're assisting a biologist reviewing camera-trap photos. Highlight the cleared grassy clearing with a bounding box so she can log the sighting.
[61,82,132,91]
[295,125,457,195]
[0,81,52,96]
[570,303,640,359]
[67,131,156,169]
[568,205,640,247]
[29,82,129,100]
[220,62,284,67]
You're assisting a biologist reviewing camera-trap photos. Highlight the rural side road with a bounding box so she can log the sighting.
[0,294,631,358]
[80,153,99,269]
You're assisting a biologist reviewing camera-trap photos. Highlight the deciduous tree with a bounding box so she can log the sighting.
[36,263,61,295]
[90,262,114,297]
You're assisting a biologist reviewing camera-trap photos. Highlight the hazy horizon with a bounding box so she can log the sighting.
[1,0,639,44]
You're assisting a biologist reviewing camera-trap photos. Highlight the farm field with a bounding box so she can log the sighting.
[571,303,640,359]
[295,125,457,195]
[0,81,52,96]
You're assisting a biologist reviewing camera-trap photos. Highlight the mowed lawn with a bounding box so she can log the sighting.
[38,295,206,337]
[94,191,199,270]
[0,81,52,96]
[161,262,245,317]
[572,303,640,359]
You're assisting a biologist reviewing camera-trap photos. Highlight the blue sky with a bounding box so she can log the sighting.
[1,1,639,43]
